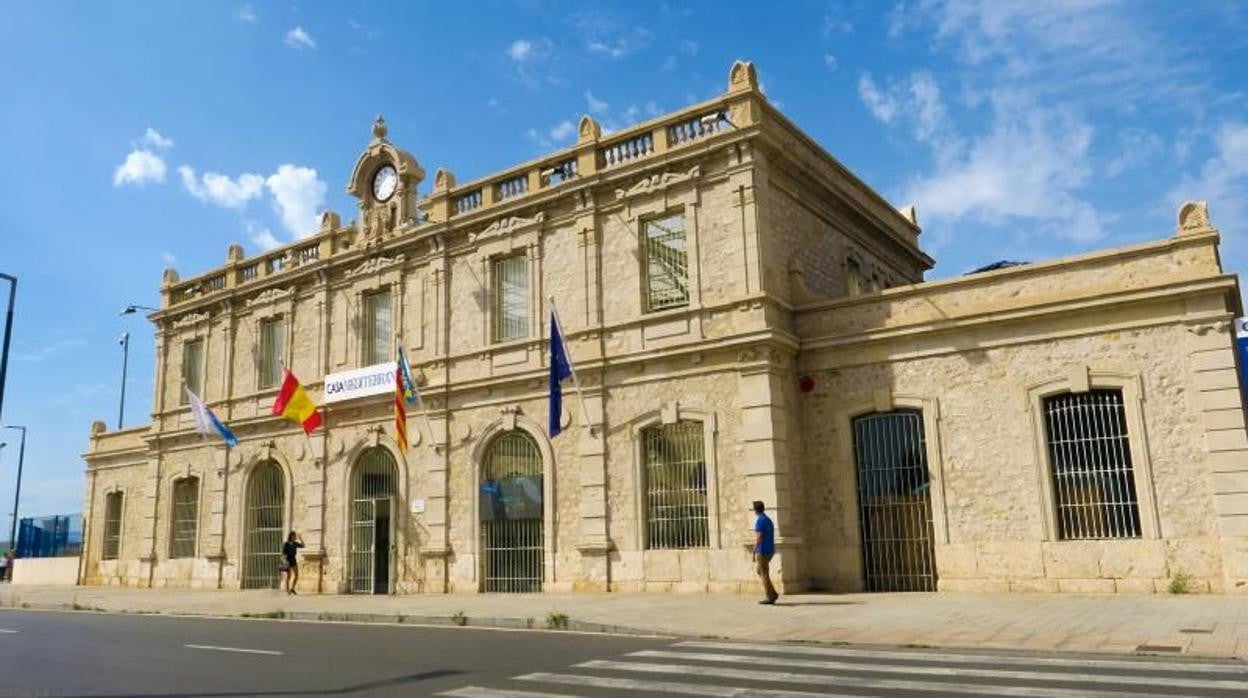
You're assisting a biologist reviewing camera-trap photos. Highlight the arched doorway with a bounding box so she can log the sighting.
[241,460,285,589]
[349,447,398,594]
[479,431,544,592]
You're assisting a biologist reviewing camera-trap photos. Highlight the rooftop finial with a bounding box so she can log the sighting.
[372,114,388,141]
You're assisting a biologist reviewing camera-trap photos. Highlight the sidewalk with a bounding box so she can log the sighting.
[3,584,1247,661]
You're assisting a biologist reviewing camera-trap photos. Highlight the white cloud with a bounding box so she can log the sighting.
[265,164,327,238]
[1105,128,1164,178]
[178,166,265,209]
[113,149,166,186]
[585,91,608,114]
[12,337,87,363]
[904,97,1104,244]
[246,221,284,251]
[823,53,838,71]
[679,39,698,55]
[908,72,945,144]
[141,127,173,149]
[526,127,549,149]
[569,11,652,59]
[549,120,576,142]
[234,4,256,22]
[857,74,898,124]
[508,39,533,62]
[285,26,316,50]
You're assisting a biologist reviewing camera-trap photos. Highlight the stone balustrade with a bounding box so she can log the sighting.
[161,64,762,310]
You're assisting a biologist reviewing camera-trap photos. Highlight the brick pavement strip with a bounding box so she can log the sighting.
[1,585,1247,661]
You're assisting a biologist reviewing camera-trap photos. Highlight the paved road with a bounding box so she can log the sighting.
[1,610,1246,697]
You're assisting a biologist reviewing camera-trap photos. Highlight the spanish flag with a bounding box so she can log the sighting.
[394,364,408,452]
[272,369,322,434]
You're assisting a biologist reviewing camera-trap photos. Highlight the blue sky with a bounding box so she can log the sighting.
[2,1,1247,520]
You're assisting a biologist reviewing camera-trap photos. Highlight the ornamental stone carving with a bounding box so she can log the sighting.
[476,212,546,241]
[615,165,701,202]
[1178,200,1212,234]
[172,311,209,328]
[346,253,405,278]
[247,286,292,307]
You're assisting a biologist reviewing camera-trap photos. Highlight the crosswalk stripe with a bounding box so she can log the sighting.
[516,672,850,697]
[631,649,1248,691]
[676,640,1248,675]
[437,687,585,698]
[574,659,1194,697]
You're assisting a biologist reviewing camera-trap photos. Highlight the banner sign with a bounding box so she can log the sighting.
[323,362,396,404]
[1237,318,1248,392]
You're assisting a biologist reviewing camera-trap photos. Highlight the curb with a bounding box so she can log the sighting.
[0,599,678,639]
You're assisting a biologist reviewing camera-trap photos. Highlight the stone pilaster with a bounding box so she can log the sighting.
[1187,318,1248,592]
[138,452,163,587]
[575,391,610,590]
[738,362,802,591]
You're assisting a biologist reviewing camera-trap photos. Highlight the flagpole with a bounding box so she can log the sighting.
[548,297,594,433]
[398,344,436,449]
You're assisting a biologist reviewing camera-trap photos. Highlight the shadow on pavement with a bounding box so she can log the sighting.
[62,668,464,697]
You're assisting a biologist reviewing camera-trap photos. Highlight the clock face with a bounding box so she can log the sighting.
[372,165,398,202]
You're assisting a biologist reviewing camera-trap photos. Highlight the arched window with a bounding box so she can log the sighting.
[1042,389,1141,540]
[169,477,200,558]
[102,492,124,561]
[241,461,284,589]
[642,420,708,549]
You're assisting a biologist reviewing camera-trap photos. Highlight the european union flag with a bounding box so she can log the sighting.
[549,309,573,437]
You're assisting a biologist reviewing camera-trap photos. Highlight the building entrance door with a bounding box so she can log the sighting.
[241,461,284,589]
[349,447,398,594]
[479,431,544,593]
[852,410,937,592]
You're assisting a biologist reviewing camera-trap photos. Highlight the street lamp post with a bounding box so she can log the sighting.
[4,425,25,552]
[118,332,129,429]
[117,304,158,431]
[0,273,16,425]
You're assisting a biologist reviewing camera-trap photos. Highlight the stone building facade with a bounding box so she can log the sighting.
[81,61,1248,595]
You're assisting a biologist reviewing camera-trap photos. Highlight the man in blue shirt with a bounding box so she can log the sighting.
[753,500,778,604]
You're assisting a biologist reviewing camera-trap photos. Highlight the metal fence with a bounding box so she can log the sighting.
[1043,390,1141,540]
[852,410,937,592]
[643,420,709,549]
[16,514,83,558]
[480,432,544,593]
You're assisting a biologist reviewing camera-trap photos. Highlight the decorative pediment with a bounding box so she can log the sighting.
[474,212,546,241]
[247,286,292,307]
[347,253,406,278]
[172,311,209,328]
[615,165,701,201]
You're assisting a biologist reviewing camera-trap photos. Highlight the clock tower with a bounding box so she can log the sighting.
[347,115,425,242]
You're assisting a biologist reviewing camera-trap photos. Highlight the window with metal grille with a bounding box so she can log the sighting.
[182,338,204,403]
[169,477,199,558]
[103,492,123,560]
[361,290,391,366]
[643,213,690,313]
[1043,389,1141,540]
[642,420,709,549]
[480,432,544,593]
[241,461,285,589]
[258,316,285,389]
[492,254,529,342]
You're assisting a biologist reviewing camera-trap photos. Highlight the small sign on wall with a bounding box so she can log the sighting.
[410,499,425,515]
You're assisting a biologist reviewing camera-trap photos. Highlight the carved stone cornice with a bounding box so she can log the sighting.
[246,286,293,307]
[346,253,406,278]
[615,165,701,202]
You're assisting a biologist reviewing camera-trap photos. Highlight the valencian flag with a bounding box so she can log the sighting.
[186,388,238,447]
[548,307,575,437]
[272,369,322,434]
[397,346,419,407]
[394,362,409,452]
